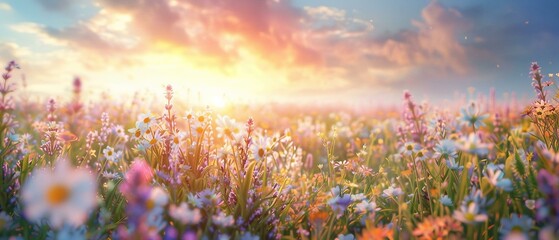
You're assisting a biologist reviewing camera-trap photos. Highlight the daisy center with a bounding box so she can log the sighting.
[224,129,232,136]
[464,212,475,222]
[511,226,524,233]
[143,117,151,123]
[258,148,265,158]
[46,184,70,206]
[146,199,155,210]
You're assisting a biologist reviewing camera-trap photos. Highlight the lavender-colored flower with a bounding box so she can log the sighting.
[163,226,178,240]
[328,186,352,217]
[328,194,352,217]
[484,163,513,192]
[120,159,153,228]
[401,91,428,144]
[0,61,19,111]
[536,169,559,229]
[382,185,404,198]
[530,62,553,101]
[239,232,260,240]
[355,200,377,213]
[1,162,20,212]
[499,215,533,240]
[434,139,458,161]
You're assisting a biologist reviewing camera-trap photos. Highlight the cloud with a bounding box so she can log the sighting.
[296,1,470,89]
[0,43,19,63]
[33,0,83,11]
[11,0,474,100]
[43,23,119,52]
[9,22,66,46]
[0,2,11,11]
[382,1,469,73]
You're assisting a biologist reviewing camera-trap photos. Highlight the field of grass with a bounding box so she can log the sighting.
[1,60,559,239]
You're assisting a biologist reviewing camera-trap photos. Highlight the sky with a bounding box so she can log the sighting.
[1,0,559,105]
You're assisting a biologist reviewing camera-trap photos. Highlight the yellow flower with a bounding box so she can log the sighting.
[359,225,393,240]
[401,169,412,177]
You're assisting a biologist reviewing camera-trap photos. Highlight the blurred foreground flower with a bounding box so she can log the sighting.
[413,216,463,239]
[453,201,488,224]
[485,163,513,192]
[358,224,393,240]
[458,133,491,156]
[499,215,533,240]
[21,159,97,228]
[459,102,488,130]
[169,202,202,225]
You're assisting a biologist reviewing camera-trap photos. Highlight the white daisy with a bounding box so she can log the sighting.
[145,187,169,231]
[145,130,163,146]
[170,131,186,151]
[128,124,143,140]
[212,212,234,228]
[453,202,488,224]
[216,115,244,141]
[113,125,129,142]
[146,187,168,213]
[21,159,97,228]
[169,202,202,225]
[251,136,270,161]
[137,113,156,131]
[382,185,403,198]
[102,146,117,162]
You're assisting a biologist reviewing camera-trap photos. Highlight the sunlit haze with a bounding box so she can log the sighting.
[1,0,559,105]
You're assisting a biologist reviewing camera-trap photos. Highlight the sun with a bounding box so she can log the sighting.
[210,95,227,108]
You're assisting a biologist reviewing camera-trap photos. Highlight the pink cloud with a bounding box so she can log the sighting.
[25,0,472,92]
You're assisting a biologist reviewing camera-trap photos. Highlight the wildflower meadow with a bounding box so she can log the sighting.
[2,1,559,239]
[0,58,559,240]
